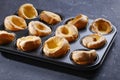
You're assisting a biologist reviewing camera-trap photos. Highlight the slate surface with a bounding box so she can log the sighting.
[0,0,120,80]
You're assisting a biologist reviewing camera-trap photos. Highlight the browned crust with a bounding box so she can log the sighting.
[4,15,27,31]
[82,34,107,49]
[71,50,97,65]
[18,3,38,19]
[55,24,78,42]
[43,36,70,58]
[0,31,15,45]
[16,36,41,51]
[28,21,52,37]
[40,11,61,25]
[90,18,112,34]
[68,14,88,29]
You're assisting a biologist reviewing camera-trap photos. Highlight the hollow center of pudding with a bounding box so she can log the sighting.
[23,6,36,18]
[61,27,69,35]
[96,21,109,32]
[12,17,24,27]
[92,35,100,42]
[36,23,46,30]
[47,40,58,49]
[93,38,97,41]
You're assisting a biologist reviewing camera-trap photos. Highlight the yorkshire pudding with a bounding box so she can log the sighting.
[55,24,78,42]
[67,14,88,29]
[28,21,52,37]
[18,3,38,19]
[82,34,106,49]
[40,11,62,25]
[4,15,27,31]
[71,50,97,65]
[43,36,70,58]
[16,36,41,51]
[90,18,112,34]
[0,30,15,45]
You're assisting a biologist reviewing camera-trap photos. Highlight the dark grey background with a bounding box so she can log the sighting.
[0,0,120,80]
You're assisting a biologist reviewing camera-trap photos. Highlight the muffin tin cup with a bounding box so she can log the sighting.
[0,9,117,71]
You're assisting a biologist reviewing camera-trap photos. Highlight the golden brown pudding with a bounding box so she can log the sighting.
[82,34,106,49]
[0,30,15,45]
[71,50,97,65]
[18,3,38,19]
[90,18,112,34]
[28,21,52,37]
[55,24,78,42]
[4,15,27,31]
[43,36,70,58]
[67,14,88,29]
[40,11,62,25]
[16,36,41,51]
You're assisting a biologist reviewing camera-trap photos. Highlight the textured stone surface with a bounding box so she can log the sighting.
[0,0,120,80]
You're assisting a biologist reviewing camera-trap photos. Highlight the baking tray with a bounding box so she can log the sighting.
[0,9,117,71]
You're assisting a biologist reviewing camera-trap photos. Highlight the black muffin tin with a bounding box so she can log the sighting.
[0,9,117,71]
